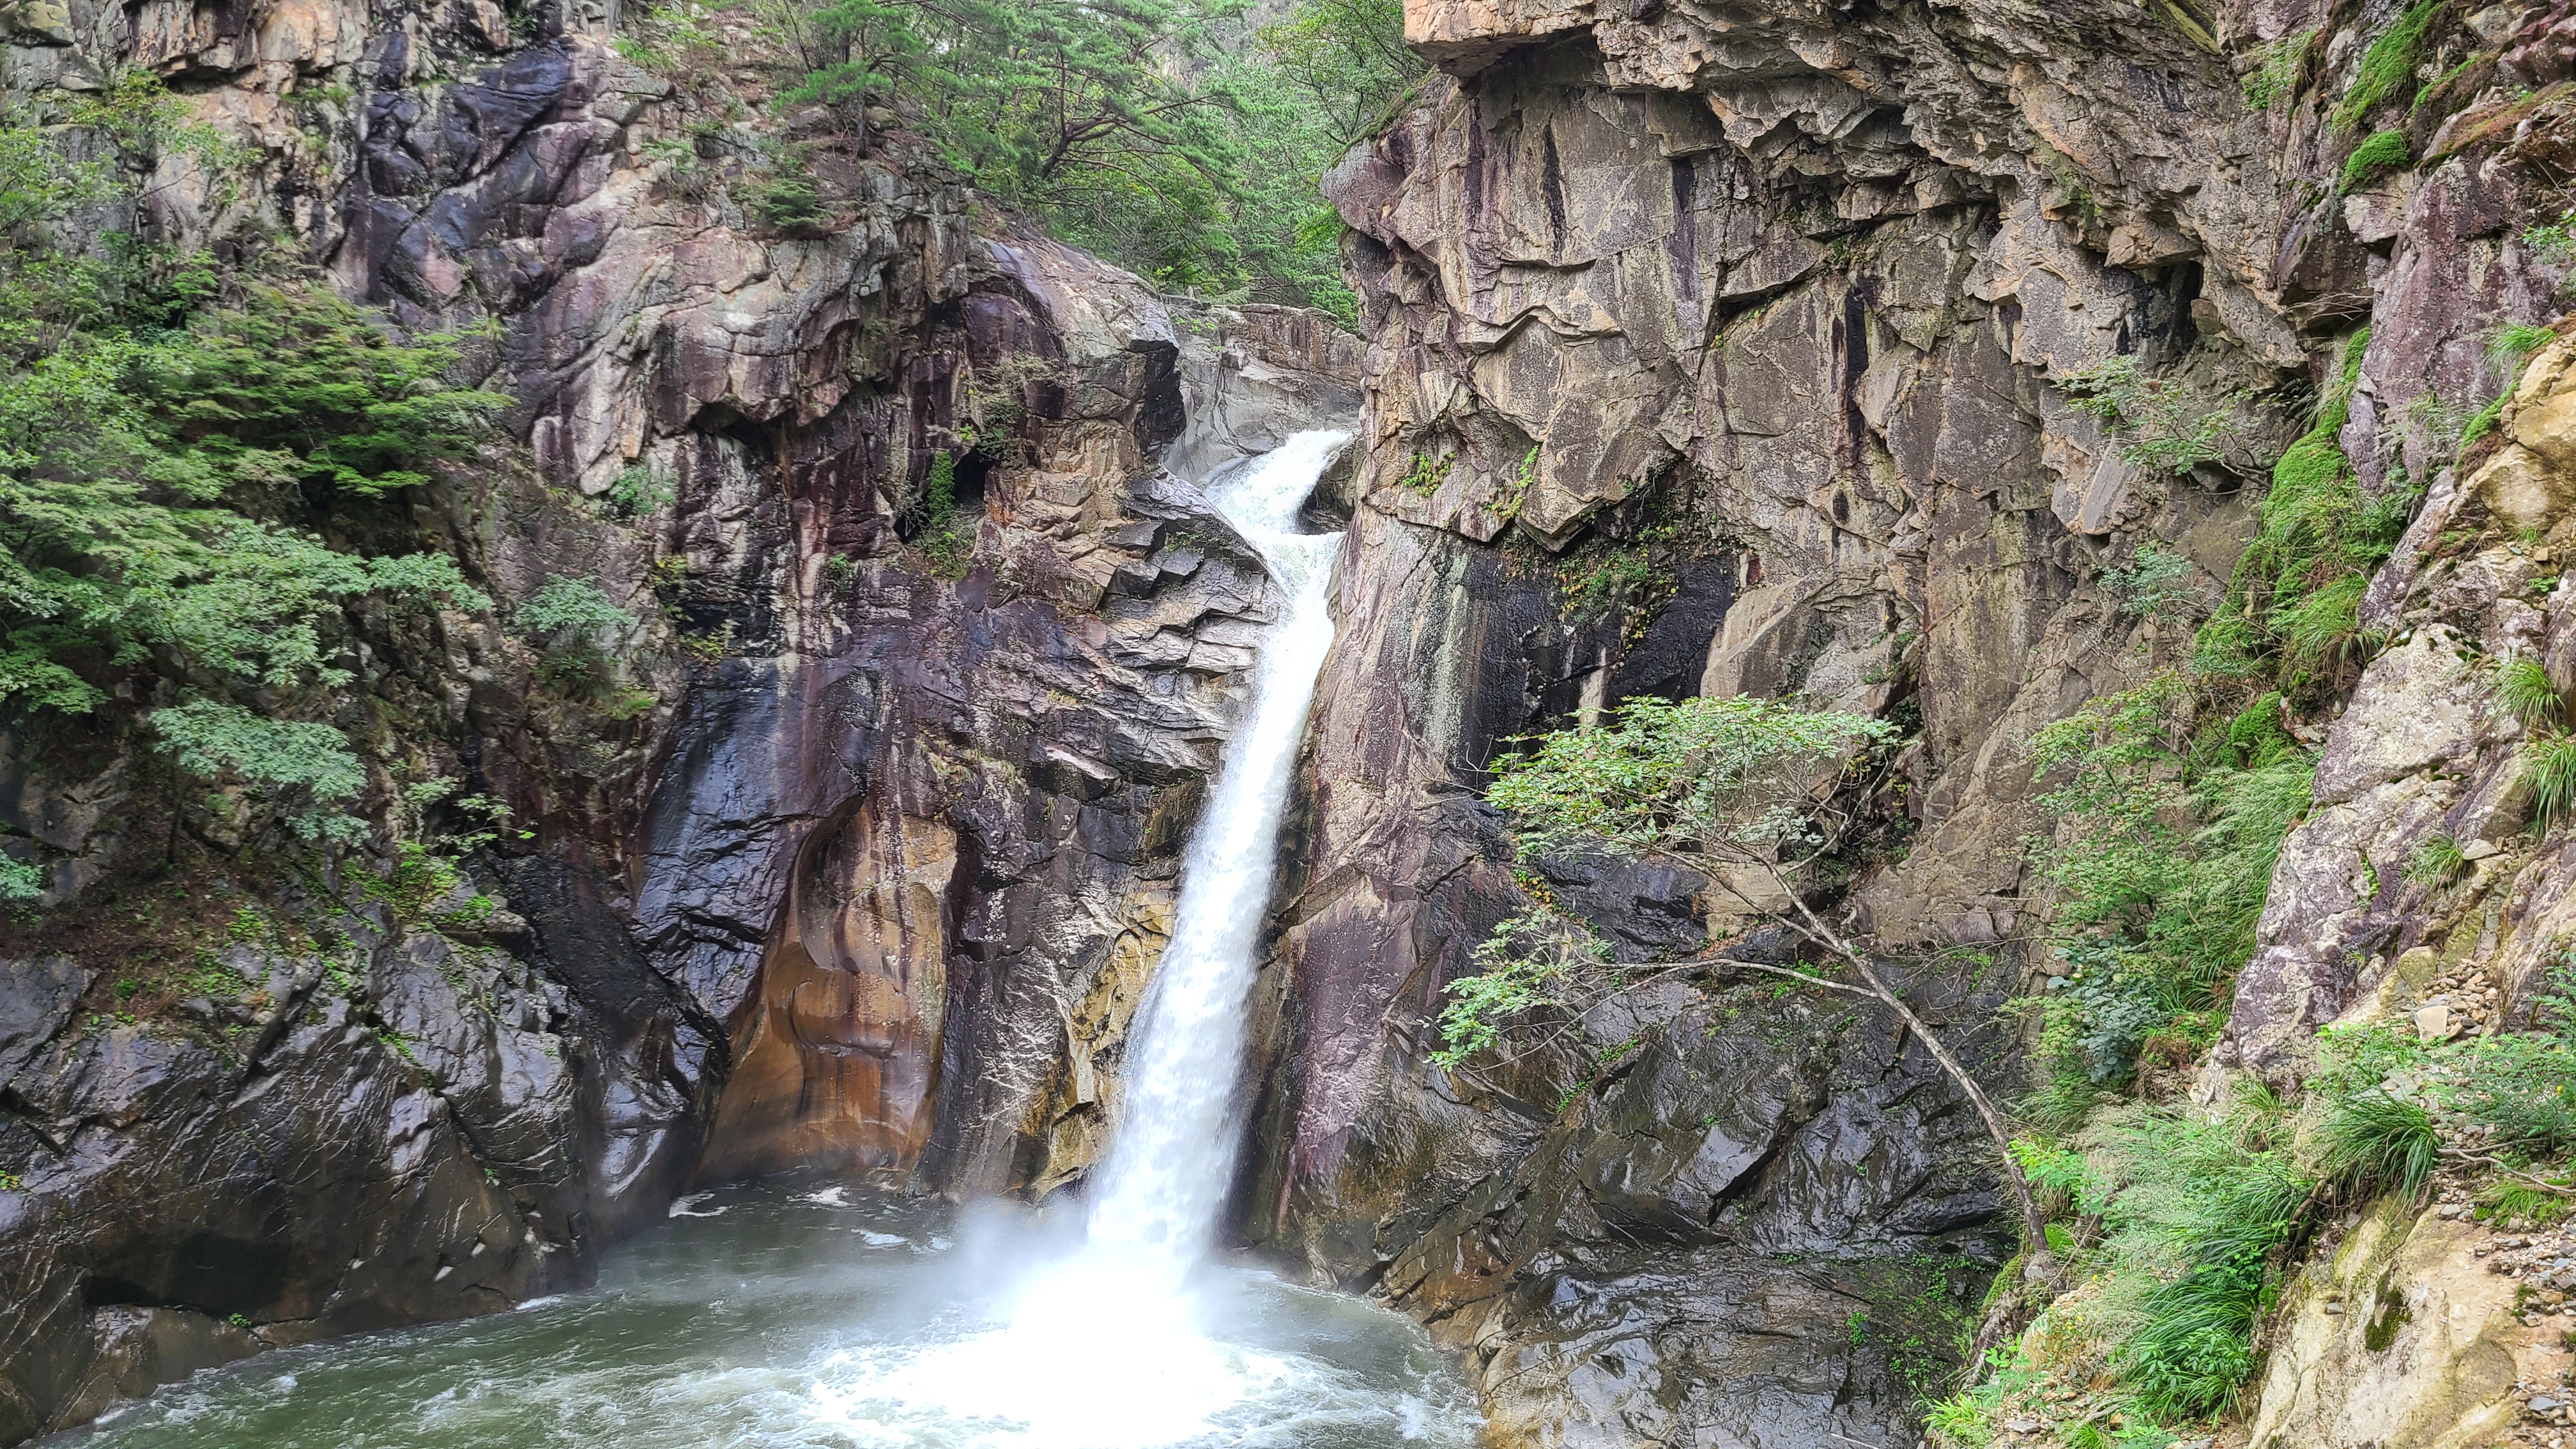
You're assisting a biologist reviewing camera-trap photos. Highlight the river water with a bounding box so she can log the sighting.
[59,432,1482,1449]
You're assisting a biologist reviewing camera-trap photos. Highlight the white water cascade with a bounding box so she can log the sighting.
[1078,425,1349,1276]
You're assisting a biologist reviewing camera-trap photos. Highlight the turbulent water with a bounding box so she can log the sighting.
[57,1186,1478,1448]
[58,432,1479,1449]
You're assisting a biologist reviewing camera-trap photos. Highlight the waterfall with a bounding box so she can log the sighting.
[1078,427,1349,1275]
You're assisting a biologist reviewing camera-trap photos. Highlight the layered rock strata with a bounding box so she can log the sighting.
[1239,0,2576,1441]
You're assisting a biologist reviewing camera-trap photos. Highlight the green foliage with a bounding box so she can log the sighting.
[2027,676,2314,1095]
[2333,1,2442,131]
[2478,1176,2574,1226]
[516,577,634,699]
[2491,321,2559,378]
[2530,730,2576,832]
[749,0,1416,305]
[515,576,634,642]
[903,452,975,579]
[0,854,40,900]
[2085,1104,2309,1420]
[2102,540,2200,620]
[2241,29,2312,109]
[2314,1089,2439,1199]
[2338,128,2412,193]
[2529,218,2576,263]
[608,463,677,519]
[0,88,496,724]
[1487,694,1896,864]
[1430,910,1598,1068]
[2461,393,2508,450]
[150,699,366,843]
[2060,356,2243,475]
[741,155,828,231]
[2405,832,2467,887]
[2199,329,2407,693]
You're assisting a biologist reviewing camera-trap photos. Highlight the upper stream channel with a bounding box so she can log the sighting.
[53,432,1485,1449]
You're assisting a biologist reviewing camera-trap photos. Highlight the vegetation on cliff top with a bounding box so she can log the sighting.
[633,0,1420,312]
[0,81,505,895]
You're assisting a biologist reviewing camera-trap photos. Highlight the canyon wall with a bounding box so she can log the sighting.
[1230,0,2576,1442]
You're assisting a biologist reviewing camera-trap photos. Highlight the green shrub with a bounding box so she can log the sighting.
[2061,356,2243,474]
[2026,678,2314,1103]
[608,463,677,518]
[2461,394,2509,450]
[0,855,41,900]
[742,168,827,231]
[515,576,634,641]
[2449,1031,2576,1158]
[2338,129,2411,193]
[1430,910,1593,1067]
[150,699,367,843]
[2103,540,2200,620]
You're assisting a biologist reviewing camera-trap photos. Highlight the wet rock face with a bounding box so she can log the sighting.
[0,922,615,1443]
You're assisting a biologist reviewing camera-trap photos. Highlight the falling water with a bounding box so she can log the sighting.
[1080,427,1349,1275]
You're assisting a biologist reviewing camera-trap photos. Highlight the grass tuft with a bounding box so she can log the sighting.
[2339,128,2411,193]
[2314,1089,2439,1200]
[2405,832,2468,888]
[2531,731,2576,832]
[2499,656,2563,728]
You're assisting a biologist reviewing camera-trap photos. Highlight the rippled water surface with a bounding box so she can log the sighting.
[59,1184,1482,1449]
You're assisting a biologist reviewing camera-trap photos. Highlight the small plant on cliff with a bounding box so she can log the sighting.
[2498,655,2564,728]
[2101,540,2200,621]
[515,576,636,699]
[2338,128,2411,193]
[2529,731,2576,832]
[2490,321,2559,379]
[0,855,42,901]
[2405,832,2469,887]
[1460,695,2066,1283]
[2059,356,2243,476]
[2332,0,2442,131]
[607,462,678,519]
[2240,29,2312,109]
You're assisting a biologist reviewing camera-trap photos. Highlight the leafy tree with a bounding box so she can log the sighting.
[0,86,497,721]
[1251,0,1418,148]
[1461,694,2062,1283]
[743,0,1418,305]
[150,699,369,843]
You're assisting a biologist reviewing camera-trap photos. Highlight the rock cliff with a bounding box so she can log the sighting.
[1229,0,2576,1441]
